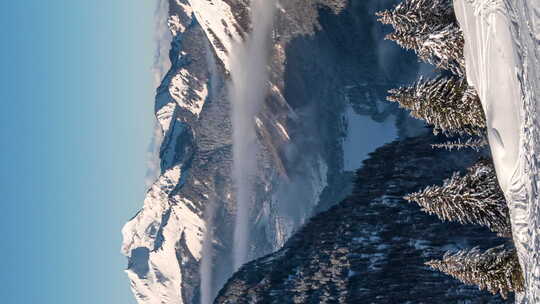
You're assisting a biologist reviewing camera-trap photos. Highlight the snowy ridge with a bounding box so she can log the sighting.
[122,166,182,254]
[454,0,540,301]
[122,165,205,304]
[169,68,208,117]
[168,15,185,36]
[186,0,244,70]
[122,1,217,302]
[155,101,177,134]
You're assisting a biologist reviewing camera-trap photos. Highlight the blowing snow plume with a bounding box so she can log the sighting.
[229,0,277,270]
[199,42,222,304]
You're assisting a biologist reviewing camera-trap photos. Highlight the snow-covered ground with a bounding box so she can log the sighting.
[343,106,397,171]
[454,0,540,301]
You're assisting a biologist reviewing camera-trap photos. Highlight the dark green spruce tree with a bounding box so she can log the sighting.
[426,246,524,299]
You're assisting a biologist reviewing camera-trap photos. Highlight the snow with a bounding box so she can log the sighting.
[122,166,181,256]
[123,1,257,302]
[275,122,290,140]
[122,165,205,304]
[454,0,521,194]
[454,0,540,301]
[155,102,177,134]
[255,117,264,129]
[342,106,397,171]
[176,0,194,18]
[186,0,244,70]
[169,68,208,117]
[173,197,205,260]
[168,15,185,36]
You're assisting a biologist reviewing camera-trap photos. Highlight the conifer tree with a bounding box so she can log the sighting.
[404,159,511,237]
[387,75,486,137]
[426,246,524,299]
[376,0,465,75]
[415,25,465,76]
[376,0,455,34]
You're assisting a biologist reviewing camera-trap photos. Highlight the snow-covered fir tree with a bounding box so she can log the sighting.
[405,159,511,237]
[415,25,465,76]
[376,0,455,34]
[376,0,465,75]
[426,246,524,299]
[387,75,486,137]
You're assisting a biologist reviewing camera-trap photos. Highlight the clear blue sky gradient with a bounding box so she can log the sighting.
[1,1,155,303]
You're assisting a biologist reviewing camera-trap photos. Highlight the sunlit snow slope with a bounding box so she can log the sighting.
[454,0,540,301]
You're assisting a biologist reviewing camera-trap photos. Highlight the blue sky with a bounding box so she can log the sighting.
[0,1,156,303]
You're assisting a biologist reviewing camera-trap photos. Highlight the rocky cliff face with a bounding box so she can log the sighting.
[122,0,428,303]
[215,134,512,304]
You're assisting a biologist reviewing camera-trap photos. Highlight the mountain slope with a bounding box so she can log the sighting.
[215,134,510,303]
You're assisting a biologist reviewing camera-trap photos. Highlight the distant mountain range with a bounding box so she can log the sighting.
[120,0,523,303]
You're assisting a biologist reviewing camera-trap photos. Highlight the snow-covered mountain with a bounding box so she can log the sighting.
[454,0,540,302]
[122,0,427,303]
[119,0,540,303]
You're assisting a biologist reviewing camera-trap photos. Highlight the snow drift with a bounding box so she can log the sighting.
[454,0,540,301]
